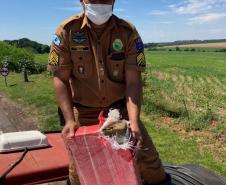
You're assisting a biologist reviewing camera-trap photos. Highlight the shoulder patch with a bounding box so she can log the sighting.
[135,38,144,53]
[52,35,61,46]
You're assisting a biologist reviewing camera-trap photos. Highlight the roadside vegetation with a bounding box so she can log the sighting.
[0,45,225,177]
[0,41,46,74]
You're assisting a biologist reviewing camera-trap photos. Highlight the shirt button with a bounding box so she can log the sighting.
[100,68,104,76]
[102,97,106,100]
[101,80,104,83]
[99,60,103,64]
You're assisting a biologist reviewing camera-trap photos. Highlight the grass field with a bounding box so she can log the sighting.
[143,51,226,177]
[35,53,48,63]
[0,51,226,177]
[144,51,226,130]
[162,42,226,49]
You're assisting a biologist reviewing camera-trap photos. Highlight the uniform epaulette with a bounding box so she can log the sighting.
[60,13,83,28]
[116,17,136,32]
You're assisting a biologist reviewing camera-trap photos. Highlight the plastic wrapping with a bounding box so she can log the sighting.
[67,125,141,185]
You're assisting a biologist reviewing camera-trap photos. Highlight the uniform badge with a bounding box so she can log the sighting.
[48,50,59,66]
[71,46,89,51]
[136,53,146,67]
[73,31,87,44]
[113,39,123,52]
[53,35,61,46]
[78,66,85,74]
[73,38,86,44]
[135,38,144,53]
[74,32,85,37]
[111,53,125,60]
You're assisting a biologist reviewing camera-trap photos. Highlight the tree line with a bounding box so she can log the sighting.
[4,38,50,54]
[144,39,226,48]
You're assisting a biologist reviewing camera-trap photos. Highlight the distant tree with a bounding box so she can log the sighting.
[155,39,226,47]
[17,59,36,82]
[176,46,181,51]
[0,41,34,73]
[41,45,50,53]
[0,56,10,68]
[216,48,226,52]
[144,43,159,48]
[4,38,50,54]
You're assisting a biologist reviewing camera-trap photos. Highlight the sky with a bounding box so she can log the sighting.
[0,0,226,45]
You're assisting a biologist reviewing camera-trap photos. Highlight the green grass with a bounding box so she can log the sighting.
[144,51,226,131]
[0,51,225,177]
[143,118,226,177]
[34,53,48,63]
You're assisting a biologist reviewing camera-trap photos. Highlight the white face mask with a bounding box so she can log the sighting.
[84,4,113,25]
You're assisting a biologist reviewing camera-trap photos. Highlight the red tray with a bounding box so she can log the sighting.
[0,133,69,185]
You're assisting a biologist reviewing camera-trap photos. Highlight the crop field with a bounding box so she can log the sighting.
[0,51,226,177]
[143,51,226,175]
[144,51,226,130]
[162,42,226,49]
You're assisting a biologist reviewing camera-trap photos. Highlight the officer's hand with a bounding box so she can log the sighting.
[130,122,143,147]
[62,121,80,138]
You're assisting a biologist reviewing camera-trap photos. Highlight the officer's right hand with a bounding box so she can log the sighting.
[61,121,80,138]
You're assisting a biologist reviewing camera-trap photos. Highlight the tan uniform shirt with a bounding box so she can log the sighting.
[48,13,146,108]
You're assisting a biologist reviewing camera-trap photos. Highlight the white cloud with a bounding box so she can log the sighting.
[149,21,173,24]
[121,1,129,4]
[56,1,82,12]
[148,10,168,16]
[189,12,226,24]
[170,0,226,15]
[56,7,82,11]
[208,28,226,34]
[158,21,173,24]
[114,8,127,12]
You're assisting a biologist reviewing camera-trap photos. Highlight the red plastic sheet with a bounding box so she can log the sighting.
[67,125,141,185]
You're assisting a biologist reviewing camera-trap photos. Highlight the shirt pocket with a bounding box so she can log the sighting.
[71,51,93,79]
[107,53,125,82]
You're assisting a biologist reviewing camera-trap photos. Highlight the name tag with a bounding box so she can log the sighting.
[110,53,125,61]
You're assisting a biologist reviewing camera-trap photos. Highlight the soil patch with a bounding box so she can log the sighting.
[0,94,38,132]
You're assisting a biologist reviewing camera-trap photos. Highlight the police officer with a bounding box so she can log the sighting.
[48,0,171,184]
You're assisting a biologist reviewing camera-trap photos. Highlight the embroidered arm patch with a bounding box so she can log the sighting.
[48,50,59,66]
[136,53,146,67]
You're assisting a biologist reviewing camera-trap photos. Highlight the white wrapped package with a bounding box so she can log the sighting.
[0,130,49,153]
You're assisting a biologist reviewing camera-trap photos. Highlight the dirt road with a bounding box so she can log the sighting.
[0,95,38,132]
[0,94,67,185]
